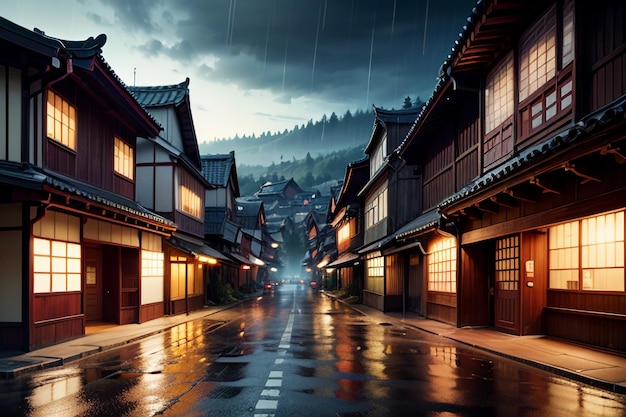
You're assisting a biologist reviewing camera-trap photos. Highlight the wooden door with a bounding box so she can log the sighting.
[84,246,102,321]
[494,235,520,334]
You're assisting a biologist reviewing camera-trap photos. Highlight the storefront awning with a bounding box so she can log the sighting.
[326,252,360,268]
[168,234,229,262]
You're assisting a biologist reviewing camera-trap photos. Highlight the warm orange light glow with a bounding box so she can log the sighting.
[242,264,251,270]
[196,255,217,265]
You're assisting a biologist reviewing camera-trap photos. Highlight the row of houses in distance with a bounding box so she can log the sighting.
[304,0,626,353]
[0,17,291,352]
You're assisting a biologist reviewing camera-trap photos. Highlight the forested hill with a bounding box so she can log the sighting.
[199,97,424,196]
[199,108,375,167]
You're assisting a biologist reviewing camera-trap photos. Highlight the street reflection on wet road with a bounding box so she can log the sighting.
[1,284,625,416]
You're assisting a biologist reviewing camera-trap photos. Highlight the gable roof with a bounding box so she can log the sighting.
[364,106,421,154]
[201,151,240,195]
[257,178,304,196]
[16,22,163,138]
[396,1,547,159]
[129,78,202,167]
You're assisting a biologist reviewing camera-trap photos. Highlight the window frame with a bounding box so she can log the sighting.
[427,237,457,293]
[548,211,625,292]
[114,136,134,180]
[46,90,77,151]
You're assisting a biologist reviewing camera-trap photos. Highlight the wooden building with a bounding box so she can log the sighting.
[0,18,176,350]
[327,159,369,296]
[398,0,626,350]
[130,79,223,317]
[356,106,422,311]
[201,152,252,297]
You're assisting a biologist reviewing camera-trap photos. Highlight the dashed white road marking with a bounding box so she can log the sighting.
[254,290,297,416]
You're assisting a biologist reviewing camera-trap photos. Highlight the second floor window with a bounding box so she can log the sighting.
[46,90,76,150]
[370,134,387,177]
[519,6,556,103]
[365,184,387,229]
[179,185,202,219]
[485,53,514,133]
[114,137,134,180]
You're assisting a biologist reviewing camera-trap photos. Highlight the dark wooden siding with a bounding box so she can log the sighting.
[32,293,83,348]
[456,107,481,190]
[44,81,138,200]
[583,0,626,110]
[120,248,139,324]
[173,167,205,237]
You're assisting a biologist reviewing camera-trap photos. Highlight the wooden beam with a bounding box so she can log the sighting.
[505,185,538,203]
[490,192,519,208]
[563,162,600,184]
[600,145,626,164]
[476,200,499,214]
[529,176,560,194]
[460,205,483,220]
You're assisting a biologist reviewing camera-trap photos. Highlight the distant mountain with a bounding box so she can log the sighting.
[236,146,368,196]
[200,98,425,195]
[200,108,374,167]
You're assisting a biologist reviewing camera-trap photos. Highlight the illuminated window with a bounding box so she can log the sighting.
[365,255,384,294]
[46,90,76,150]
[519,6,556,102]
[495,236,520,291]
[114,137,134,180]
[33,237,81,293]
[142,250,164,278]
[549,211,625,291]
[170,256,202,299]
[485,53,514,133]
[179,185,202,219]
[365,184,388,229]
[428,237,456,293]
[337,222,351,246]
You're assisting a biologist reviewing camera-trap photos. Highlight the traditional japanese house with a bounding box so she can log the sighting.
[0,18,176,350]
[327,159,369,297]
[400,0,626,351]
[356,106,422,311]
[130,78,225,317]
[201,152,252,296]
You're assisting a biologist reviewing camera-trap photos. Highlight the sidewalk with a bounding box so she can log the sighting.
[1,294,626,396]
[0,301,242,380]
[340,299,626,395]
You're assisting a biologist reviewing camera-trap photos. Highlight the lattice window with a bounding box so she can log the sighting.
[495,236,519,291]
[428,237,456,293]
[46,90,76,150]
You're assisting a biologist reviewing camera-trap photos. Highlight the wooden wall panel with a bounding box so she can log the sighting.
[583,1,626,110]
[140,302,164,323]
[426,292,457,325]
[33,293,82,322]
[385,254,403,296]
[32,315,83,349]
[545,310,626,351]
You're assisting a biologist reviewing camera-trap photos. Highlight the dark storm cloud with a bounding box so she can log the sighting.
[100,0,474,109]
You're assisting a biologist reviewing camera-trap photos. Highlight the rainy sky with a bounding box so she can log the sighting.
[3,0,474,142]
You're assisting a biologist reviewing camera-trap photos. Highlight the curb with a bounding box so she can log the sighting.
[322,291,626,395]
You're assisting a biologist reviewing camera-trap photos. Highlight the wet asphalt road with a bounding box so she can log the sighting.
[2,283,626,417]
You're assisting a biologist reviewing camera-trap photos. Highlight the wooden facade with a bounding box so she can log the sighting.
[392,0,626,352]
[0,19,178,351]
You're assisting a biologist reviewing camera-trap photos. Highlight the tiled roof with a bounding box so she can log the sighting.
[129,78,189,108]
[0,161,173,227]
[439,95,626,210]
[201,151,235,187]
[204,206,226,235]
